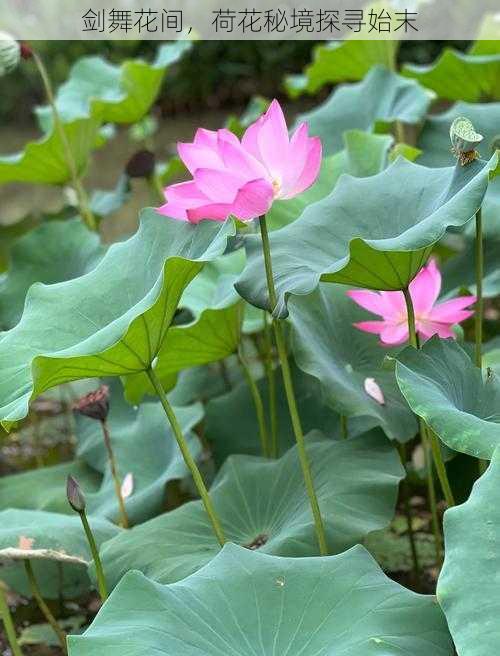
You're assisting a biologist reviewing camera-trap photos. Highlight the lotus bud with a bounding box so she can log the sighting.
[0,32,21,77]
[450,117,483,165]
[67,475,86,513]
[125,149,156,179]
[73,384,110,422]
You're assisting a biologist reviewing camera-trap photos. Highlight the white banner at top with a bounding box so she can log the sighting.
[1,0,500,40]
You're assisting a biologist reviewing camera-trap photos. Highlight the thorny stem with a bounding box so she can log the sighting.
[238,346,270,457]
[32,51,97,231]
[100,420,130,529]
[146,367,226,546]
[259,214,328,555]
[0,583,23,656]
[79,510,108,601]
[24,561,67,653]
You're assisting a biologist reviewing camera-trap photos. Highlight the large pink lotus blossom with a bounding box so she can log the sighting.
[157,99,322,223]
[347,259,476,346]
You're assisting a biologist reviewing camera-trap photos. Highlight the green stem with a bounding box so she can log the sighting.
[475,208,483,369]
[428,428,455,507]
[146,367,226,546]
[24,561,67,653]
[403,287,456,509]
[100,420,129,529]
[238,347,270,458]
[259,215,328,555]
[421,430,443,565]
[79,510,108,601]
[340,415,348,440]
[0,583,23,656]
[397,445,421,584]
[262,312,278,457]
[32,51,97,231]
[149,174,165,205]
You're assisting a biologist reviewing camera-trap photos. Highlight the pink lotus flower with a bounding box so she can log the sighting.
[347,259,476,346]
[157,99,322,223]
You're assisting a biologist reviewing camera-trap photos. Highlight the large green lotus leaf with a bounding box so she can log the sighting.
[96,431,403,588]
[0,509,119,599]
[75,381,203,524]
[0,117,101,185]
[205,360,373,464]
[285,39,399,98]
[0,460,101,515]
[395,337,500,460]
[123,250,244,403]
[268,131,394,231]
[289,284,417,442]
[0,210,234,428]
[437,446,500,655]
[0,216,39,273]
[403,49,500,102]
[418,101,500,167]
[70,542,453,656]
[235,155,498,318]
[36,42,192,125]
[0,219,104,330]
[296,66,432,155]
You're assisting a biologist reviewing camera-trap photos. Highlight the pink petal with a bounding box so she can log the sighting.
[194,128,218,147]
[285,135,322,198]
[417,320,455,340]
[157,202,189,221]
[241,118,264,161]
[177,142,223,174]
[218,136,268,181]
[257,99,291,180]
[409,258,441,315]
[280,123,310,194]
[347,290,387,317]
[188,178,274,223]
[164,180,209,205]
[380,322,409,345]
[353,320,387,335]
[429,296,476,322]
[364,377,385,405]
[193,168,246,203]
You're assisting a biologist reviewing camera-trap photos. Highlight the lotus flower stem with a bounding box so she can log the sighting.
[397,444,421,582]
[474,208,484,368]
[420,433,443,564]
[100,419,130,529]
[31,50,97,231]
[403,287,456,509]
[262,312,278,457]
[0,582,23,656]
[146,367,226,546]
[340,415,348,440]
[238,347,270,457]
[79,511,109,601]
[24,560,67,653]
[259,214,328,555]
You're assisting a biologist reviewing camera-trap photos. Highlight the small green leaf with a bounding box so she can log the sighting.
[0,211,234,428]
[0,219,104,330]
[289,284,417,441]
[0,509,119,599]
[236,155,498,318]
[403,49,500,102]
[395,338,500,460]
[70,543,453,656]
[96,431,403,588]
[297,66,432,155]
[437,445,500,654]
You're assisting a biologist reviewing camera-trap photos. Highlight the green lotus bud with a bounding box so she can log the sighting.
[0,32,20,77]
[450,117,483,153]
[67,475,86,513]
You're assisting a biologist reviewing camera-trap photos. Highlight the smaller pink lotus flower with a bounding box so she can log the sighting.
[157,99,322,223]
[347,259,476,346]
